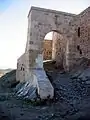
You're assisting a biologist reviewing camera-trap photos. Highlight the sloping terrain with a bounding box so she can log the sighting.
[0,69,12,77]
[0,68,90,120]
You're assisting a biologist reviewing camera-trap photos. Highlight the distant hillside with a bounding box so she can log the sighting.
[0,69,12,77]
[0,70,17,89]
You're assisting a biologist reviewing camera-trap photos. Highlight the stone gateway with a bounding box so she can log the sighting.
[16,6,90,100]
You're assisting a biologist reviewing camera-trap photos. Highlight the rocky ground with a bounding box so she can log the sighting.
[0,68,90,120]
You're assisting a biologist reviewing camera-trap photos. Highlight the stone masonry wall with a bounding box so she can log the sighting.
[16,53,25,82]
[68,7,90,70]
[52,32,66,68]
[43,39,52,60]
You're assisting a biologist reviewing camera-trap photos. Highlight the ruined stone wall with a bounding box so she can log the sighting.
[68,7,90,69]
[16,53,25,82]
[43,40,52,60]
[52,32,65,68]
[16,6,77,99]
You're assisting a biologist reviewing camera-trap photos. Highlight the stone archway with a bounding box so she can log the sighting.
[43,32,53,61]
[16,6,75,100]
[43,31,66,71]
[23,7,71,99]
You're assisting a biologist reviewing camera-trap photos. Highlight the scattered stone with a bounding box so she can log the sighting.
[71,71,82,79]
[1,66,90,120]
[86,81,90,85]
[17,81,37,101]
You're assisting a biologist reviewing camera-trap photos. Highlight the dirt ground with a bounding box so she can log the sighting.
[0,69,90,120]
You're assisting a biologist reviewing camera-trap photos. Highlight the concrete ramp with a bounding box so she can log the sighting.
[17,68,54,100]
[33,69,54,99]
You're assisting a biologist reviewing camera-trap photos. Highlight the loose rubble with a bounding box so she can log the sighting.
[0,68,90,119]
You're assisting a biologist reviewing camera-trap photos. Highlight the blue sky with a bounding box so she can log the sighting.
[0,0,90,69]
[0,0,12,13]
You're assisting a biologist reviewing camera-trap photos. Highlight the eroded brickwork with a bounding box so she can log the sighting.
[43,40,52,60]
[16,53,25,82]
[52,32,66,68]
[67,7,90,70]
